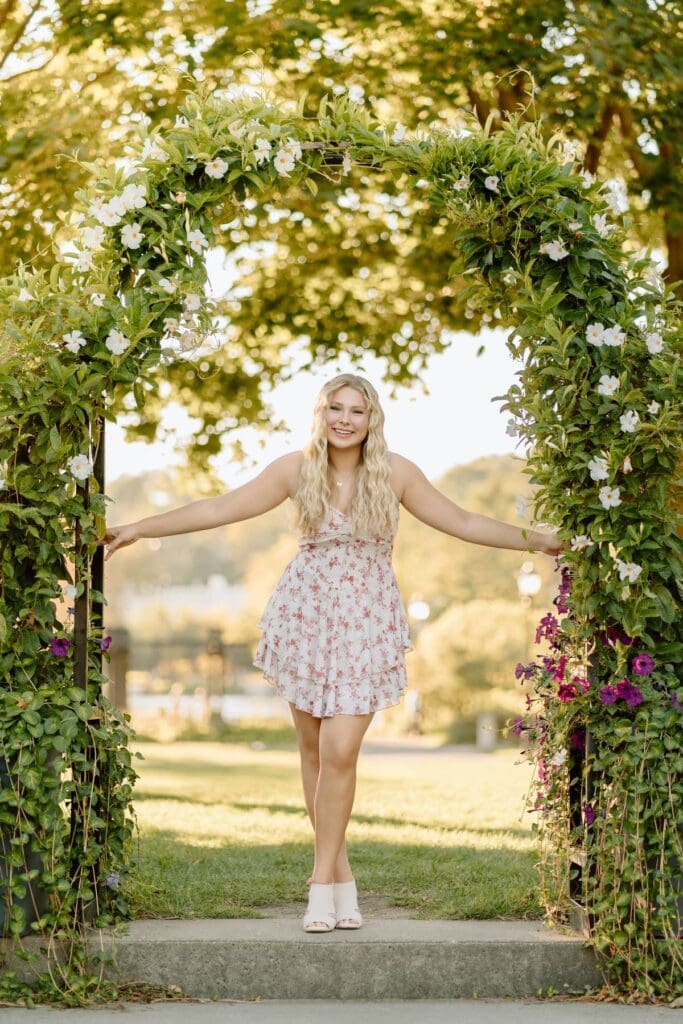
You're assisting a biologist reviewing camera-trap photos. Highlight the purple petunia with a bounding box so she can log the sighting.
[631,652,655,676]
[104,872,121,888]
[583,805,596,825]
[672,691,682,711]
[599,685,618,706]
[510,716,526,736]
[50,637,72,657]
[599,625,635,648]
[558,682,578,702]
[515,661,537,681]
[615,677,644,708]
[101,635,112,652]
[535,613,559,645]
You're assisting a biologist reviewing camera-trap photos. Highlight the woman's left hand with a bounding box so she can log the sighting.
[538,530,569,557]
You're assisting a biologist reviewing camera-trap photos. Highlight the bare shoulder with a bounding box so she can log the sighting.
[388,451,421,501]
[279,449,305,500]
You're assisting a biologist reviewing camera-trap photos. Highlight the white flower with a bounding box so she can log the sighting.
[175,115,189,129]
[599,485,622,509]
[227,118,246,138]
[645,332,664,354]
[105,328,129,355]
[62,583,77,600]
[342,151,352,174]
[178,329,199,351]
[121,222,144,249]
[95,203,122,227]
[253,137,271,163]
[18,287,32,301]
[205,157,228,179]
[597,374,620,397]
[141,137,167,161]
[601,324,625,347]
[282,137,303,160]
[391,123,406,143]
[502,271,516,285]
[453,175,469,191]
[163,317,180,333]
[592,212,614,238]
[647,400,661,414]
[347,84,365,103]
[567,220,582,231]
[74,251,95,272]
[274,148,296,177]
[622,456,632,474]
[91,293,105,307]
[580,170,595,188]
[82,225,105,250]
[484,174,499,192]
[120,183,147,210]
[107,195,129,218]
[588,456,609,481]
[551,747,568,768]
[157,277,175,294]
[0,469,5,490]
[539,238,569,260]
[187,229,208,254]
[570,534,591,551]
[619,409,639,433]
[184,293,201,312]
[615,559,642,583]
[586,322,605,347]
[63,330,87,354]
[67,453,93,481]
[506,418,519,438]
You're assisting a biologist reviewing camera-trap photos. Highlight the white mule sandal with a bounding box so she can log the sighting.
[333,879,362,929]
[303,882,337,932]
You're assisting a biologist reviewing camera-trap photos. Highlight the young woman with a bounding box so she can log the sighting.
[101,372,566,934]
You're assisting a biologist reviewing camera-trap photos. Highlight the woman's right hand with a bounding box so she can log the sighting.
[99,523,141,562]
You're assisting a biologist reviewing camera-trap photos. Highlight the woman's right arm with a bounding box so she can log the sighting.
[100,451,302,561]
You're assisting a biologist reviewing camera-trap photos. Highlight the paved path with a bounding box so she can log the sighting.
[2,998,672,1023]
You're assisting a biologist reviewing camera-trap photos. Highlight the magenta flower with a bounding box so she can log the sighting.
[599,625,635,648]
[552,655,568,682]
[50,637,72,657]
[672,692,682,711]
[631,652,654,676]
[535,613,559,645]
[600,685,618,706]
[510,716,525,736]
[583,805,596,825]
[572,674,590,692]
[558,682,578,702]
[101,635,112,652]
[615,677,644,708]
[515,661,536,681]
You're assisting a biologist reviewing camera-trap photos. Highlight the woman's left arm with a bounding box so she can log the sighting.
[394,455,567,557]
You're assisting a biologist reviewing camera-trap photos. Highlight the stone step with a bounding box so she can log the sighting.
[0,918,603,999]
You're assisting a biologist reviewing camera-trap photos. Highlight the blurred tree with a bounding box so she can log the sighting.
[3,0,679,476]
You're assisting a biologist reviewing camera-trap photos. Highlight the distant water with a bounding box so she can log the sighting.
[126,692,290,721]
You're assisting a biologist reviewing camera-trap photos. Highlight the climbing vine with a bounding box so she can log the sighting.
[0,83,680,1003]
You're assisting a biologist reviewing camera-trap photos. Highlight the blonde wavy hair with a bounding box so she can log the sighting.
[293,373,398,539]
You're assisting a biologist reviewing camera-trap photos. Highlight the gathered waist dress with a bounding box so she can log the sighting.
[252,499,414,718]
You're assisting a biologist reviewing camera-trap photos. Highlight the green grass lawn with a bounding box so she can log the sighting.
[126,728,542,922]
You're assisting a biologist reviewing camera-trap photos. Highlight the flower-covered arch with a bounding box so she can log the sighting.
[0,85,680,1002]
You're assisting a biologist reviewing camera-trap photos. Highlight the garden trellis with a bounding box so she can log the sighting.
[0,85,680,1002]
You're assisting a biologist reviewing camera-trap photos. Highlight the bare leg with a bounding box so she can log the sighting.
[289,703,355,882]
[311,710,374,883]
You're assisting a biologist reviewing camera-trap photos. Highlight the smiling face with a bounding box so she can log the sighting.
[324,385,370,448]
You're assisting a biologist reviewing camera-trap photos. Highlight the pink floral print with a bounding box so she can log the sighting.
[253,503,414,717]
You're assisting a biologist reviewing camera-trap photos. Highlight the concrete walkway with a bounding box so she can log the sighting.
[2,998,672,1023]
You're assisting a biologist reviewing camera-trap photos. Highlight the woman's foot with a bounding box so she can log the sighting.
[303,882,337,932]
[333,878,362,929]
